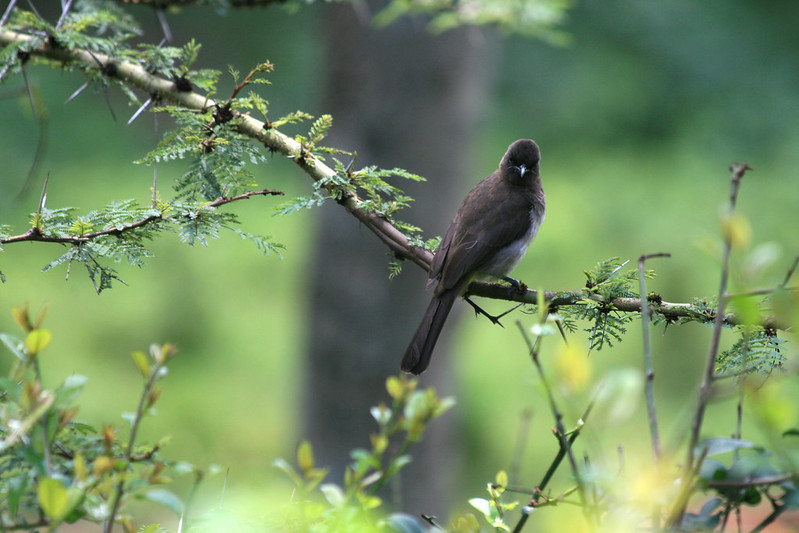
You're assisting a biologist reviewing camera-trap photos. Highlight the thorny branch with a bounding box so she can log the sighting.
[0,31,793,331]
[0,189,285,246]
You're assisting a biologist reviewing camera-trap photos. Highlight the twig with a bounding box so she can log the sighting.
[688,163,750,462]
[665,447,709,531]
[508,409,533,485]
[781,255,799,287]
[751,502,788,533]
[638,253,670,464]
[177,469,204,533]
[638,252,669,531]
[675,162,751,528]
[1,188,285,247]
[707,472,795,488]
[104,344,174,533]
[0,0,18,28]
[515,320,595,531]
[509,400,595,533]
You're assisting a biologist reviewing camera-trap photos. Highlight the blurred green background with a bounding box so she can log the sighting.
[2,0,799,528]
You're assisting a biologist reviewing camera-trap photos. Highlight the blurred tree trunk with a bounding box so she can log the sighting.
[304,3,494,516]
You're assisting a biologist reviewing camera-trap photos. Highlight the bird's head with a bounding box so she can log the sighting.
[500,139,540,184]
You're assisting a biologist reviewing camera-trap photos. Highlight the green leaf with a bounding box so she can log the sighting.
[273,457,303,487]
[495,470,508,487]
[7,475,28,518]
[385,455,412,478]
[469,497,491,517]
[320,483,345,507]
[297,440,315,474]
[698,458,728,482]
[0,333,26,361]
[141,489,185,515]
[38,477,68,519]
[132,350,151,378]
[385,376,404,400]
[386,513,426,533]
[695,438,756,457]
[54,374,88,407]
[0,377,22,401]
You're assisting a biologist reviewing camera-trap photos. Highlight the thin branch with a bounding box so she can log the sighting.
[781,255,799,287]
[707,472,795,488]
[515,320,595,531]
[0,30,788,331]
[638,252,670,532]
[466,282,788,331]
[2,214,164,245]
[104,344,174,533]
[688,163,750,462]
[673,162,751,529]
[0,188,285,246]
[638,253,670,464]
[204,188,284,208]
[0,0,18,28]
[665,447,709,531]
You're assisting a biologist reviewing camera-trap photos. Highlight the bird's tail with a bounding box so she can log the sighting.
[401,288,459,375]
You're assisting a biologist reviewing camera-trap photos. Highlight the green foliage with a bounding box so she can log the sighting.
[273,375,455,531]
[715,328,786,378]
[277,154,427,248]
[373,0,571,43]
[558,257,645,350]
[2,4,429,289]
[0,304,208,532]
[2,193,283,292]
[689,439,799,530]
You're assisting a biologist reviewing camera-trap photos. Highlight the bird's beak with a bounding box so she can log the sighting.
[518,164,527,177]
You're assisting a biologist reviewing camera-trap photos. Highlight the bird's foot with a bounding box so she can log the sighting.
[465,297,524,328]
[465,296,505,327]
[501,275,528,295]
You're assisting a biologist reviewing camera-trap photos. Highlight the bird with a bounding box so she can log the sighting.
[401,139,545,375]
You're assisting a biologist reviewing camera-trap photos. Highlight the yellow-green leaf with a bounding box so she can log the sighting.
[74,453,86,482]
[25,329,52,355]
[386,376,403,399]
[11,305,30,331]
[297,440,314,474]
[38,477,68,519]
[69,220,94,235]
[720,211,752,250]
[131,350,151,378]
[495,470,508,488]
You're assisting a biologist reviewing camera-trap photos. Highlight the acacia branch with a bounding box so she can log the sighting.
[0,30,791,331]
[2,28,431,267]
[0,189,284,246]
[465,282,788,331]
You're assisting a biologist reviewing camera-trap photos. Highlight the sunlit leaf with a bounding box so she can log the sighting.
[132,350,151,378]
[38,477,68,519]
[320,483,345,507]
[25,329,52,355]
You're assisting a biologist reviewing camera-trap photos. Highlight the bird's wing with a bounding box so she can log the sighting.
[436,202,531,291]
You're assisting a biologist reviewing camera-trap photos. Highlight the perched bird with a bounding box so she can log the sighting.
[401,139,546,375]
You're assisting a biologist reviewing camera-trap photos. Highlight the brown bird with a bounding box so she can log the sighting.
[401,139,545,374]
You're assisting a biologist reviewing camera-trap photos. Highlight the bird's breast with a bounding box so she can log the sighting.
[479,204,545,277]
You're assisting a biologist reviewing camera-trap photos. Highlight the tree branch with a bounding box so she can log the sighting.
[0,30,790,331]
[0,189,284,246]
